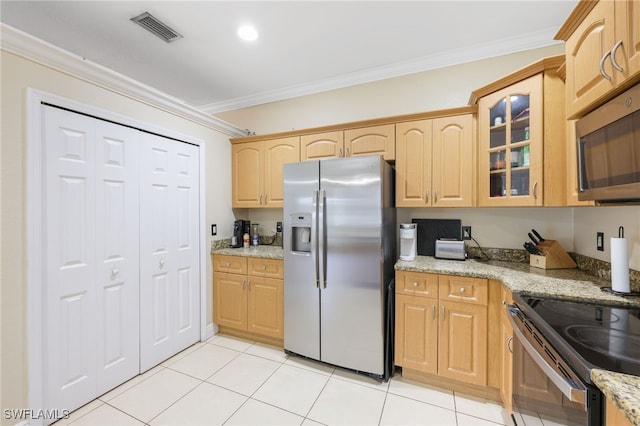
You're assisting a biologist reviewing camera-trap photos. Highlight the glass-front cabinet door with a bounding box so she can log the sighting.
[478,75,543,206]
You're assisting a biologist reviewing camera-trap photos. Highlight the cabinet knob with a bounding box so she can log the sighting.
[226,262,230,267]
[460,287,466,293]
[413,282,419,287]
[262,265,266,270]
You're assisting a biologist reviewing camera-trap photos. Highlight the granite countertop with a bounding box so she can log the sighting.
[212,245,284,260]
[592,370,640,425]
[395,256,640,307]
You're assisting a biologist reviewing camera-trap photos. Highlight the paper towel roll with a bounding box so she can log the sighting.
[611,237,630,293]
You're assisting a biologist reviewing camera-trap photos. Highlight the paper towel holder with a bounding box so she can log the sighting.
[600,226,640,296]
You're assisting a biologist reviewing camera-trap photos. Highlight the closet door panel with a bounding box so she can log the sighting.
[94,121,140,393]
[43,106,97,412]
[140,134,176,371]
[174,143,200,350]
[140,135,200,371]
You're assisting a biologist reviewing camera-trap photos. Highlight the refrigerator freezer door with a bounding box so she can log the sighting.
[283,161,321,360]
[320,156,386,375]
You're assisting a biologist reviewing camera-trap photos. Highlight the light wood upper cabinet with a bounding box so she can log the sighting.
[232,141,263,208]
[431,115,475,207]
[300,131,344,161]
[301,125,395,161]
[478,75,543,207]
[344,124,395,160]
[396,114,474,207]
[232,137,299,208]
[396,120,432,207]
[558,0,640,118]
[263,137,300,207]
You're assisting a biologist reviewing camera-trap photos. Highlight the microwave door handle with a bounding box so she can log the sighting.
[577,138,586,192]
[311,190,320,288]
[507,308,587,406]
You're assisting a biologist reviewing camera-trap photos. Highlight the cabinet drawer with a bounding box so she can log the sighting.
[396,271,439,297]
[439,276,488,305]
[247,258,284,279]
[213,255,247,274]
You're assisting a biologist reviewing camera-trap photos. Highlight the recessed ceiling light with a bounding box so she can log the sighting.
[237,25,259,42]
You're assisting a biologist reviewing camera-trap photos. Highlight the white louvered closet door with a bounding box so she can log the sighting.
[43,106,140,415]
[139,132,200,372]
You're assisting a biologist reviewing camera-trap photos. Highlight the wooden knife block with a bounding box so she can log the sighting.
[529,240,577,269]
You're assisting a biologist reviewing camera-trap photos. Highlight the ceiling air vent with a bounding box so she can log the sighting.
[131,12,183,43]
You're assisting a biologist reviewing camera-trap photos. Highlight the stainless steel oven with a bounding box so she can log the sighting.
[507,295,640,426]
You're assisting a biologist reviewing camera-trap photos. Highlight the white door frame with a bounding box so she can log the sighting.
[26,88,208,419]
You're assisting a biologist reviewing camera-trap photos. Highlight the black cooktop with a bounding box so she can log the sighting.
[515,294,640,381]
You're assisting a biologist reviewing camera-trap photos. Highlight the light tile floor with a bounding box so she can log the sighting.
[59,335,518,426]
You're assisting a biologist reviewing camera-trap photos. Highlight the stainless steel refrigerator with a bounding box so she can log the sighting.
[283,155,395,380]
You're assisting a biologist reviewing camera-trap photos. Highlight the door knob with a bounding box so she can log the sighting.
[111,268,119,279]
[159,259,165,268]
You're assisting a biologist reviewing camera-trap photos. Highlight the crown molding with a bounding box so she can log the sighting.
[1,23,246,137]
[200,27,564,113]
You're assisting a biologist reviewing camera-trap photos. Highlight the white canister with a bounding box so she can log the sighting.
[399,223,417,261]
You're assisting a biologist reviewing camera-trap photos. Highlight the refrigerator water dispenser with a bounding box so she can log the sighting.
[290,213,311,253]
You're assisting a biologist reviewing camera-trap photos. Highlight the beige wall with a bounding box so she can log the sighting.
[0,50,235,419]
[218,45,640,272]
[216,46,565,134]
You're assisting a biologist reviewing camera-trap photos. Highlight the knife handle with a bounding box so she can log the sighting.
[528,232,539,245]
[532,229,544,242]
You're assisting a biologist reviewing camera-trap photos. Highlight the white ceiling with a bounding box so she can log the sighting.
[1,1,578,114]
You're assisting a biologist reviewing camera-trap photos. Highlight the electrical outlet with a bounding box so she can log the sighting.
[211,224,217,236]
[597,232,604,251]
[462,226,472,240]
[276,221,283,232]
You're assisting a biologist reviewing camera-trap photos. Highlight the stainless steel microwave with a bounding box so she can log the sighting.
[576,83,640,202]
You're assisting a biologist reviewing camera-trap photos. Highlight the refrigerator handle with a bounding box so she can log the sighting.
[318,189,327,289]
[311,190,320,288]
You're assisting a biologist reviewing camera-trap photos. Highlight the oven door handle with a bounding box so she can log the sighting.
[507,307,587,406]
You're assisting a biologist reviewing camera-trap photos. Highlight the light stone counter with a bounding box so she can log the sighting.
[591,370,640,426]
[395,256,640,307]
[212,245,283,260]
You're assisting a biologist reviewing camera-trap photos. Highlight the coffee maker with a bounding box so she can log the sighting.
[232,220,250,248]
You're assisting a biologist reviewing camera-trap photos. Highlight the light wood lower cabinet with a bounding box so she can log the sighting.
[499,285,514,415]
[213,255,284,342]
[606,397,633,426]
[395,271,488,387]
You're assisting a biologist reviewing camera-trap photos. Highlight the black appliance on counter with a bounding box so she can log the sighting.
[508,294,640,426]
[411,218,461,256]
[232,219,250,248]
